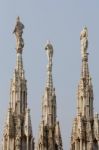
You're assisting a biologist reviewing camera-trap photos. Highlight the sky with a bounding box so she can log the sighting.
[0,0,99,149]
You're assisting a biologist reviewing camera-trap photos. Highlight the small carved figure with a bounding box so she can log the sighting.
[80,27,88,55]
[13,17,24,53]
[45,41,53,64]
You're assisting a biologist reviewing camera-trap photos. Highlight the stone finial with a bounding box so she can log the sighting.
[45,41,53,89]
[80,27,88,58]
[13,17,24,53]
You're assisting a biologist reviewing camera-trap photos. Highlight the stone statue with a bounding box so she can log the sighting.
[80,27,88,56]
[13,17,24,53]
[45,41,53,64]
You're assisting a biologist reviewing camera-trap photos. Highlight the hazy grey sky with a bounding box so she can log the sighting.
[0,0,99,149]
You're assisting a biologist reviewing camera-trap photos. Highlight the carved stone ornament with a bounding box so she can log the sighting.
[13,17,24,53]
[80,27,88,56]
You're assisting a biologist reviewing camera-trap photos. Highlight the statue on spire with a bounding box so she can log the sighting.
[45,41,53,64]
[37,41,63,150]
[45,41,53,89]
[80,27,88,57]
[13,17,24,53]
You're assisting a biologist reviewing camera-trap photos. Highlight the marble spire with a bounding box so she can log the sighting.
[1,17,34,150]
[70,27,99,150]
[36,41,63,150]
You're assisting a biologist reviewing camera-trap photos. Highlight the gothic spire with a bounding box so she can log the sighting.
[37,42,63,150]
[70,27,99,150]
[77,27,94,118]
[1,18,34,150]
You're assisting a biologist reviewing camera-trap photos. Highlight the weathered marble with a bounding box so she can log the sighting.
[70,27,99,150]
[36,41,63,150]
[1,17,34,150]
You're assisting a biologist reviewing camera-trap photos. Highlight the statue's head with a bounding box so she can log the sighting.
[80,27,88,40]
[45,41,53,59]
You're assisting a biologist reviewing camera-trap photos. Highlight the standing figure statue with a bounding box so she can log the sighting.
[45,41,54,89]
[80,27,88,56]
[13,16,24,53]
[45,41,53,64]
